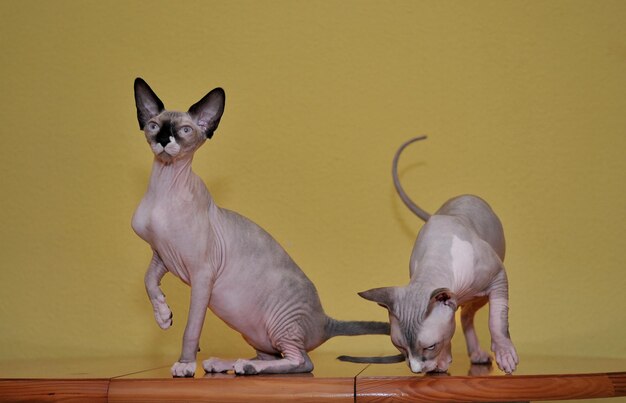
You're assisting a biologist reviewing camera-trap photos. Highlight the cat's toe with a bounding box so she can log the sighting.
[152,296,173,329]
[493,341,518,374]
[203,358,233,373]
[171,361,196,377]
[156,314,172,329]
[234,359,258,375]
[470,350,492,365]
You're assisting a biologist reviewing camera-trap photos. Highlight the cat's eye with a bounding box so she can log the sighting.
[179,126,193,135]
[424,344,437,351]
[147,122,160,131]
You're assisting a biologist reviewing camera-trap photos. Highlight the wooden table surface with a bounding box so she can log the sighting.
[1,352,625,402]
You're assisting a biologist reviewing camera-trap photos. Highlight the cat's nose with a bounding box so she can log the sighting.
[157,137,170,147]
[155,120,176,148]
[156,131,174,147]
[156,136,176,149]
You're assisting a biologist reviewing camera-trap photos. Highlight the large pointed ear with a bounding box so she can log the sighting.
[427,288,457,315]
[358,287,400,313]
[134,78,165,130]
[188,88,225,139]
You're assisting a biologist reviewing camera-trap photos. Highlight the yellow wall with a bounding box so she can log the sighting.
[1,1,625,363]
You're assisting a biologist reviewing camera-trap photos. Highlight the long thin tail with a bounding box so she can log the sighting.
[392,136,431,222]
[337,354,405,364]
[325,319,390,338]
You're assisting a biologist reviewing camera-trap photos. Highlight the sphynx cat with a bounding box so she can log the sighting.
[131,78,389,377]
[340,136,518,374]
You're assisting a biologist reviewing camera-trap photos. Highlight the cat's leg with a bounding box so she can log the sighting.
[145,251,172,329]
[460,296,491,364]
[171,274,212,377]
[435,340,453,372]
[233,344,313,375]
[488,269,518,374]
[204,351,281,373]
[255,351,283,360]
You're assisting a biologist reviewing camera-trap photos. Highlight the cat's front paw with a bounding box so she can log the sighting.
[171,361,196,377]
[203,357,235,373]
[492,339,518,374]
[151,295,172,329]
[234,359,258,375]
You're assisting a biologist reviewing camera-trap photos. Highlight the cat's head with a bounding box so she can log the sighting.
[359,285,457,373]
[133,78,225,163]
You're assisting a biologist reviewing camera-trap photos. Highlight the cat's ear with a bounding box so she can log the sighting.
[427,288,457,314]
[188,88,225,139]
[359,287,400,313]
[134,78,165,130]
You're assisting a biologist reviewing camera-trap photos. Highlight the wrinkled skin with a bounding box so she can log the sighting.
[131,78,388,377]
[359,137,519,374]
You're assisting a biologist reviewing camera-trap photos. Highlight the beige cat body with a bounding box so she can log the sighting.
[343,136,518,374]
[131,78,389,377]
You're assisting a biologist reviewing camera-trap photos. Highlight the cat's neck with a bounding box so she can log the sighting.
[147,156,211,202]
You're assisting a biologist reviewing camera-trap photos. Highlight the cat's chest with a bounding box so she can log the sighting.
[131,195,195,245]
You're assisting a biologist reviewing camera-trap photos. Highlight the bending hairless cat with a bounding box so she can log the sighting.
[340,136,518,374]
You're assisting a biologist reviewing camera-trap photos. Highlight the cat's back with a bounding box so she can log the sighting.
[216,207,309,276]
[210,207,326,337]
[434,195,505,260]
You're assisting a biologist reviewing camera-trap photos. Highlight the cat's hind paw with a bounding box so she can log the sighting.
[203,357,236,373]
[171,361,196,377]
[151,295,172,329]
[234,359,259,375]
[469,349,492,365]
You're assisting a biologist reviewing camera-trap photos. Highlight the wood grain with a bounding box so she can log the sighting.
[0,379,109,403]
[356,372,626,403]
[109,377,354,403]
[610,373,626,396]
[1,355,625,402]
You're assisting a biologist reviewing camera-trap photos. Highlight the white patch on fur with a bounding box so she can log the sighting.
[164,138,181,156]
[152,143,164,154]
[451,235,475,292]
[409,357,422,373]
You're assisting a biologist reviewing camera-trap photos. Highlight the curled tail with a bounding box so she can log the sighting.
[392,136,431,222]
[337,354,405,364]
[325,319,390,338]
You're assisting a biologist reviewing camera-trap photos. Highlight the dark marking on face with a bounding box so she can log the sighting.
[402,321,424,360]
[404,329,416,353]
[156,120,176,147]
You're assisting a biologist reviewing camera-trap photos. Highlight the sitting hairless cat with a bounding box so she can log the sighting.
[131,78,389,377]
[339,136,518,374]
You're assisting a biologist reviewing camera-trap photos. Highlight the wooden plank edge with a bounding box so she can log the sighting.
[109,376,355,402]
[0,379,109,403]
[356,372,626,403]
[609,372,626,396]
